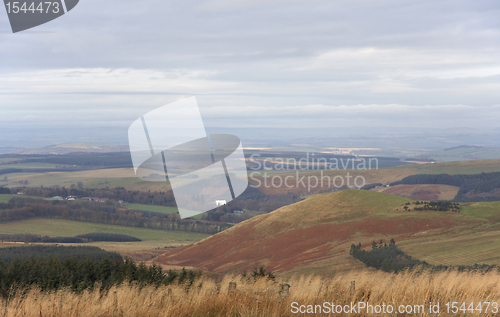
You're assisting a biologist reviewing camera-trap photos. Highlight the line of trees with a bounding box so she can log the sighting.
[0,233,141,244]
[0,187,10,194]
[5,186,300,223]
[360,183,383,190]
[0,245,122,263]
[0,197,232,234]
[15,186,177,207]
[350,239,427,273]
[0,168,23,176]
[0,246,201,294]
[12,185,299,216]
[404,201,460,212]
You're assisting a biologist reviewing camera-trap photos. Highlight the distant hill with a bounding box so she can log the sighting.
[418,145,500,162]
[0,147,25,154]
[154,190,499,275]
[15,143,129,155]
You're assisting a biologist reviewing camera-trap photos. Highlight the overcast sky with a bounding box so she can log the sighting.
[1,0,500,146]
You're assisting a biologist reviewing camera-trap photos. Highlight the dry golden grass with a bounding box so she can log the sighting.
[3,269,500,316]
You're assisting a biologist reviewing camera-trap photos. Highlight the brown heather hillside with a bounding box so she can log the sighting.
[154,190,489,275]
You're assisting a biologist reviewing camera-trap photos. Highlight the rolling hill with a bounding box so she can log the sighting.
[418,145,500,162]
[371,184,460,200]
[14,143,130,155]
[154,190,500,275]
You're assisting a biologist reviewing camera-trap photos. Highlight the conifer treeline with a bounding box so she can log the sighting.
[404,201,460,212]
[350,239,426,273]
[0,245,122,263]
[0,233,141,244]
[0,246,201,293]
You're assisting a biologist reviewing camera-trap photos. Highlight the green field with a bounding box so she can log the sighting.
[399,230,500,266]
[460,201,500,219]
[422,147,500,162]
[0,158,21,163]
[0,168,173,192]
[124,203,205,220]
[0,162,62,170]
[365,197,500,266]
[414,159,500,175]
[2,157,500,193]
[0,218,208,243]
[157,189,500,275]
[125,204,178,215]
[0,194,41,203]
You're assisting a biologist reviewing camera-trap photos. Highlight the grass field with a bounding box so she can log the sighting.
[0,157,21,163]
[414,159,500,175]
[0,218,210,260]
[0,162,60,170]
[399,230,500,266]
[461,201,500,219]
[125,204,178,215]
[154,189,500,275]
[0,218,207,242]
[393,200,500,266]
[423,146,500,162]
[0,168,173,191]
[250,159,500,194]
[0,194,40,203]
[123,203,204,220]
[0,194,199,220]
[5,269,500,316]
[2,158,500,194]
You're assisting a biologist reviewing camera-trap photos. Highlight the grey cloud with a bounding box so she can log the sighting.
[1,0,500,147]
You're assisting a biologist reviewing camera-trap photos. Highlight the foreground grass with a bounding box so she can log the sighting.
[3,269,500,316]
